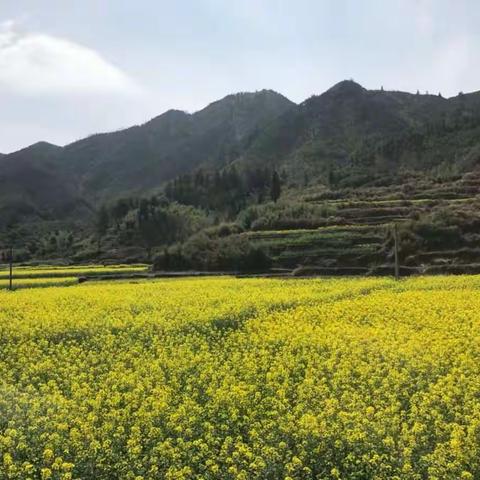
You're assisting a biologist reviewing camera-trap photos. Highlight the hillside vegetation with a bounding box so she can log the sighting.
[2,81,480,273]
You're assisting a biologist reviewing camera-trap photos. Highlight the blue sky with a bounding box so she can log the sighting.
[0,0,479,152]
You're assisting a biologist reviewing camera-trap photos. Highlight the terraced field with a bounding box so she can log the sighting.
[246,227,384,273]
[248,172,480,275]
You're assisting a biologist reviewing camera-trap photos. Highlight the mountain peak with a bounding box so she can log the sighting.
[201,89,293,112]
[163,109,189,117]
[147,109,189,123]
[193,89,294,142]
[231,89,289,100]
[31,141,60,149]
[12,141,61,155]
[144,109,190,130]
[326,79,365,96]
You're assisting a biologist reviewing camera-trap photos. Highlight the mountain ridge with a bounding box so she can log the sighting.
[0,89,295,226]
[2,81,480,230]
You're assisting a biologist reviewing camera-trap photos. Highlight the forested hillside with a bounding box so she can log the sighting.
[2,81,480,273]
[0,89,294,228]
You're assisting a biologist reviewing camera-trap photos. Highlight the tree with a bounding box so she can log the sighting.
[327,168,335,188]
[270,170,281,203]
[95,206,109,252]
[111,198,130,228]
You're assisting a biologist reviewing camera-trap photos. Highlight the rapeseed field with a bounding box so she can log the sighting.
[1,275,480,479]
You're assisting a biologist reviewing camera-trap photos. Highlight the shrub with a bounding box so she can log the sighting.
[237,201,337,231]
[153,234,271,272]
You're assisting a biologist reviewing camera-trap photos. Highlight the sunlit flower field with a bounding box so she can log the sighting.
[1,275,480,479]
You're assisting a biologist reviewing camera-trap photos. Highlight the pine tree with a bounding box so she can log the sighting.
[270,170,281,203]
[95,206,109,252]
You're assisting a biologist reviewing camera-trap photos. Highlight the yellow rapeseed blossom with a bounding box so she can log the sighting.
[1,274,480,478]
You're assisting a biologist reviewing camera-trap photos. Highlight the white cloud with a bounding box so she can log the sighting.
[0,20,138,96]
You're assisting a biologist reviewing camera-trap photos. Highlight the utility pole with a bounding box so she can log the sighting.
[393,223,400,280]
[8,246,13,291]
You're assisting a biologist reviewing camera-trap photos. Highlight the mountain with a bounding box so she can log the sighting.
[239,80,480,185]
[2,81,480,231]
[62,89,294,201]
[0,141,91,227]
[0,90,294,226]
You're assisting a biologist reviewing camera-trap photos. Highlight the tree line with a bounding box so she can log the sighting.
[92,166,283,261]
[165,166,283,215]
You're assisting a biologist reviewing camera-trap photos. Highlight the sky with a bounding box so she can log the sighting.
[0,0,479,153]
